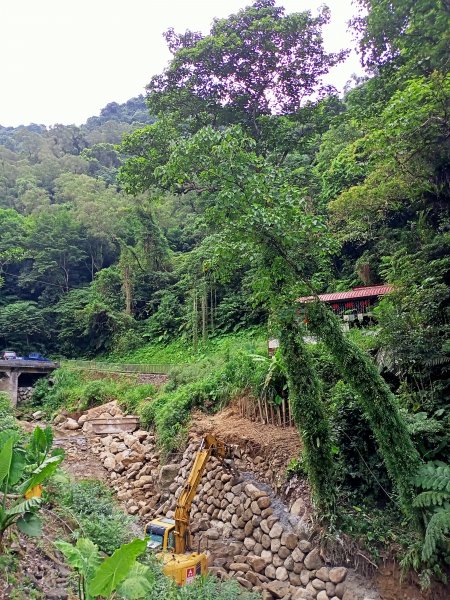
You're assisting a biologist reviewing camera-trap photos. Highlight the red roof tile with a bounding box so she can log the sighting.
[298,285,394,304]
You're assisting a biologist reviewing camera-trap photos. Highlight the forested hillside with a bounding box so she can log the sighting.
[0,0,449,590]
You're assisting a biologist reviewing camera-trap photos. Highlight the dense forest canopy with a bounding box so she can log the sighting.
[0,0,449,584]
[0,0,448,374]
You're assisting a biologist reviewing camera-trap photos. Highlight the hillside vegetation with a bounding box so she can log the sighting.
[1,0,449,591]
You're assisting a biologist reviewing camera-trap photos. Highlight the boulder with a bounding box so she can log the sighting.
[265,564,276,579]
[64,418,80,430]
[312,578,326,590]
[247,556,266,573]
[269,522,283,539]
[304,547,323,570]
[244,483,266,501]
[257,495,271,510]
[290,497,306,516]
[316,567,330,582]
[159,464,179,489]
[329,567,347,584]
[275,566,289,581]
[292,591,315,600]
[281,531,298,550]
[300,570,310,586]
[292,547,305,563]
[298,540,312,553]
[266,580,290,598]
[229,562,250,572]
[205,528,220,540]
[236,576,252,589]
[103,454,116,470]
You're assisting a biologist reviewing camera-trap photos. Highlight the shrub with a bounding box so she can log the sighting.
[30,369,83,417]
[55,480,134,554]
[330,381,391,502]
[0,393,20,434]
[76,379,119,411]
[120,384,156,413]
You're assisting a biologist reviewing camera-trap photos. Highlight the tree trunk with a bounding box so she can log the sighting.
[201,287,208,343]
[192,290,198,353]
[123,265,132,315]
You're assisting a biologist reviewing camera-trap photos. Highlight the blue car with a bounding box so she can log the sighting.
[24,353,51,362]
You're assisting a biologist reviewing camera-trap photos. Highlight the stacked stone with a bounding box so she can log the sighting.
[158,440,348,600]
[91,430,162,517]
[17,386,34,403]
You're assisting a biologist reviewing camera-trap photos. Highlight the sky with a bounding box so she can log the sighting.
[0,0,363,127]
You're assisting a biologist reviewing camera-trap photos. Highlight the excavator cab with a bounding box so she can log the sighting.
[145,516,207,585]
[145,517,176,551]
[144,435,232,585]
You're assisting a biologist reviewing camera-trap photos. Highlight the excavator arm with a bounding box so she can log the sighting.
[173,434,231,554]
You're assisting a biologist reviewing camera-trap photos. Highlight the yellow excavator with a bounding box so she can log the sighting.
[145,434,232,585]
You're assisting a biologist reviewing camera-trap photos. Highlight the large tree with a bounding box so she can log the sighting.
[147,0,347,133]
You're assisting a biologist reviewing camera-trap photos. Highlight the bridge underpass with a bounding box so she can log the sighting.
[0,360,59,406]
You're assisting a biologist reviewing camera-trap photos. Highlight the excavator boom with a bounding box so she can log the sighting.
[174,434,231,554]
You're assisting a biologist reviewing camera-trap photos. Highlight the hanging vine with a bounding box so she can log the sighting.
[306,301,422,515]
[279,308,336,514]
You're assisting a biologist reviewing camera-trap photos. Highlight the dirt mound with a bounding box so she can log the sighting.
[191,401,301,463]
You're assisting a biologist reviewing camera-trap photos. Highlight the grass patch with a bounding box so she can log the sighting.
[53,479,135,555]
[106,326,267,365]
[30,369,156,418]
[139,350,269,456]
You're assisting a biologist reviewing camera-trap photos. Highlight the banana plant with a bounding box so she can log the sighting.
[0,426,65,551]
[55,537,153,600]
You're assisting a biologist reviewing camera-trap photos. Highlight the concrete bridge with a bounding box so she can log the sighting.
[0,360,59,406]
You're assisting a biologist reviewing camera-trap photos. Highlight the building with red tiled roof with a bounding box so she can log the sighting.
[298,285,394,323]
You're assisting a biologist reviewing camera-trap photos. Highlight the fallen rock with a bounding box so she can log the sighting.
[64,418,80,430]
[159,464,179,489]
[290,497,306,516]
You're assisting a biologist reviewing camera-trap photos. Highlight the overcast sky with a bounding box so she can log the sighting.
[0,0,363,127]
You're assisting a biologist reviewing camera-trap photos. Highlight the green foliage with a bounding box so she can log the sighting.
[136,555,261,600]
[352,0,449,73]
[0,393,20,435]
[147,0,346,129]
[56,536,151,600]
[307,301,422,514]
[413,462,450,563]
[330,381,391,502]
[30,368,154,418]
[55,480,134,555]
[30,368,86,417]
[139,349,268,456]
[0,426,64,550]
[279,314,336,513]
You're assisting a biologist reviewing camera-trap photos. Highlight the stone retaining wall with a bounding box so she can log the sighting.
[91,430,352,600]
[17,386,34,403]
[155,439,349,600]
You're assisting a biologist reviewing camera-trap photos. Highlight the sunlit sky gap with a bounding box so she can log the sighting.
[0,0,363,127]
